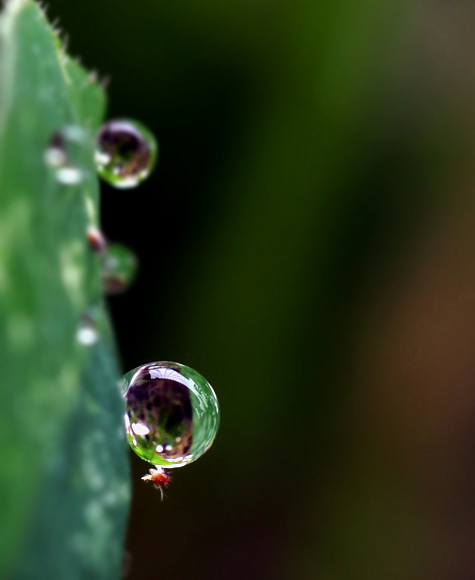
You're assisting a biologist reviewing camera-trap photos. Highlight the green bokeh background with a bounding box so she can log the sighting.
[46,1,475,578]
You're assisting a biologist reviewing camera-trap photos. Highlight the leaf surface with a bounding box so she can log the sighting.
[0,1,130,577]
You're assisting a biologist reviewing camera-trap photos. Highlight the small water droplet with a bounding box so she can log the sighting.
[76,306,102,346]
[122,362,219,469]
[44,125,89,185]
[101,243,137,294]
[95,119,158,188]
[76,318,98,346]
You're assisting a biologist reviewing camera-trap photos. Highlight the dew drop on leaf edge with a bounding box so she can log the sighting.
[101,243,138,294]
[44,125,89,185]
[76,306,103,346]
[76,316,99,346]
[95,119,158,188]
[123,362,219,469]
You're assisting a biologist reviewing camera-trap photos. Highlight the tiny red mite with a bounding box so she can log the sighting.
[87,226,107,252]
[142,467,170,499]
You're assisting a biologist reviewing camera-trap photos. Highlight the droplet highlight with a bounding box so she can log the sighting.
[101,243,137,294]
[95,119,158,188]
[44,125,89,185]
[122,362,219,468]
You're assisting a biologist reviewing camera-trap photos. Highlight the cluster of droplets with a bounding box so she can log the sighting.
[46,118,219,492]
[45,118,157,189]
[44,125,90,185]
[45,119,154,342]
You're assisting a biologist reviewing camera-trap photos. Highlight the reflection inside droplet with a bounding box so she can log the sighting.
[132,422,150,436]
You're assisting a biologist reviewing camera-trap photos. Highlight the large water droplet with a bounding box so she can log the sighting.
[101,243,137,294]
[95,119,158,188]
[44,125,89,185]
[122,362,219,468]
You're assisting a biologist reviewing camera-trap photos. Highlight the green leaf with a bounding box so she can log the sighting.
[0,1,130,577]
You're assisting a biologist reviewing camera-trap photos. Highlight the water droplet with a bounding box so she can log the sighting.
[101,243,137,294]
[44,125,89,185]
[95,119,158,188]
[76,317,98,346]
[122,362,219,468]
[76,306,102,346]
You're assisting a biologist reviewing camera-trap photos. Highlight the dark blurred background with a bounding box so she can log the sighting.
[46,1,475,578]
